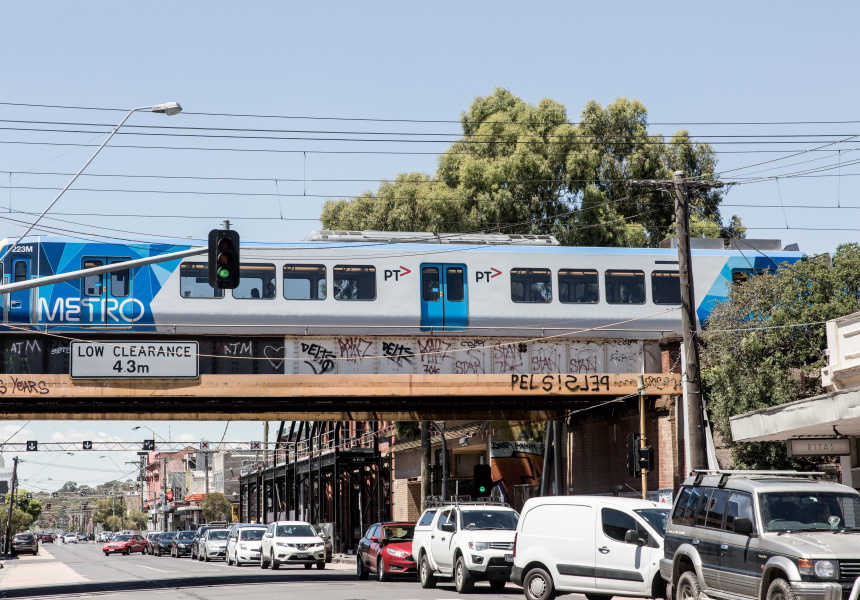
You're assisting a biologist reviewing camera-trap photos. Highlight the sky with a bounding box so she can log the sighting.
[1,1,859,490]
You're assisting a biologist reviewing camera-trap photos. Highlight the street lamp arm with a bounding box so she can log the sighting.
[0,102,181,263]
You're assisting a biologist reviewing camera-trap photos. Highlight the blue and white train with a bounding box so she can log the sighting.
[0,231,803,339]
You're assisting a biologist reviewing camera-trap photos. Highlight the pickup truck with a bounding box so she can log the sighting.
[412,501,520,593]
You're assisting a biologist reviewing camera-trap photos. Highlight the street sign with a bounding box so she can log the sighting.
[142,440,155,451]
[166,489,174,501]
[70,341,199,379]
[26,440,38,451]
[200,440,209,451]
[786,438,851,457]
[82,441,92,450]
[250,441,261,450]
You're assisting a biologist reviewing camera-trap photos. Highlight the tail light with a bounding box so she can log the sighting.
[513,532,517,558]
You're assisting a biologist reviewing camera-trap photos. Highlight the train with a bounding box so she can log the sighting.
[0,231,803,339]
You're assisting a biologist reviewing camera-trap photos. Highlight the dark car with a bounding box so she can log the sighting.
[311,525,333,563]
[40,533,55,543]
[190,525,218,560]
[357,522,416,581]
[12,533,39,556]
[171,530,196,557]
[145,532,161,555]
[154,531,176,556]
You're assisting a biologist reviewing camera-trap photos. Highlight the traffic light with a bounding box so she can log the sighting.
[45,503,51,510]
[626,433,640,478]
[638,446,655,472]
[208,229,240,289]
[473,464,493,497]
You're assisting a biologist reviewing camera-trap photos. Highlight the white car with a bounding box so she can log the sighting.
[198,528,229,561]
[511,496,669,600]
[260,521,326,570]
[63,533,78,544]
[227,526,266,566]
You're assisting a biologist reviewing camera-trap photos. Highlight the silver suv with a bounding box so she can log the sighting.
[663,471,860,600]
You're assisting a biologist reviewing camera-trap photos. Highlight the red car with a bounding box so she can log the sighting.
[103,533,148,556]
[356,522,416,581]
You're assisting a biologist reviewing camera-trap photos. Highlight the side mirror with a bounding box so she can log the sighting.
[264,532,273,538]
[624,529,646,546]
[733,517,754,536]
[440,522,455,533]
[370,536,379,542]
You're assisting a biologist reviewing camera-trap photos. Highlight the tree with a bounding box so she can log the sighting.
[0,508,33,539]
[321,88,740,247]
[104,515,122,532]
[200,492,232,523]
[126,509,147,530]
[702,244,860,468]
[6,489,41,522]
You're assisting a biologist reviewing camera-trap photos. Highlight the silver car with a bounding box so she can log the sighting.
[198,528,229,561]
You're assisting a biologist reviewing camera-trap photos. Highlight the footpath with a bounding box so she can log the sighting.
[0,546,89,589]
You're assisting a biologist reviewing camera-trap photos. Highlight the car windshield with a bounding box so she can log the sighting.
[114,535,131,541]
[760,491,860,532]
[276,524,316,537]
[460,510,519,530]
[161,533,176,540]
[208,531,228,540]
[635,508,670,537]
[382,525,415,541]
[177,532,195,540]
[240,529,265,540]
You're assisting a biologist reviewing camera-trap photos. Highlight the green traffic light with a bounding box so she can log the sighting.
[218,267,230,279]
[479,486,487,493]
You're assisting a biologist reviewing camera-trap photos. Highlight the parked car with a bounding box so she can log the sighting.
[311,524,334,563]
[63,533,78,544]
[357,522,416,581]
[260,521,327,570]
[198,528,229,562]
[145,532,161,554]
[226,525,266,566]
[11,533,39,555]
[103,533,149,556]
[413,501,520,593]
[512,495,669,600]
[171,530,196,557]
[154,532,176,556]
[190,525,219,560]
[662,471,860,600]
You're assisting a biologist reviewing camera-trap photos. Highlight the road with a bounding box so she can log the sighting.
[0,542,528,600]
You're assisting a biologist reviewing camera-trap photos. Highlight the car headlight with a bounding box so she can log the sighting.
[799,559,837,578]
[275,541,289,547]
[468,542,490,551]
[239,544,246,550]
[386,547,409,558]
[179,543,188,548]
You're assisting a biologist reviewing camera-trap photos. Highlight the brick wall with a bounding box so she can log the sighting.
[393,479,421,522]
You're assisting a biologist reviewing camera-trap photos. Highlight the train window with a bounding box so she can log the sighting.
[13,261,27,283]
[446,267,464,302]
[423,267,440,301]
[283,264,326,300]
[83,260,104,297]
[651,271,681,305]
[605,270,646,304]
[111,263,130,298]
[334,266,376,300]
[511,268,552,303]
[558,269,599,303]
[180,263,223,299]
[233,263,276,299]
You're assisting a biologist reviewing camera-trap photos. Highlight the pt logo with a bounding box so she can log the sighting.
[475,268,502,282]
[384,266,412,281]
[82,441,93,450]
[26,441,38,451]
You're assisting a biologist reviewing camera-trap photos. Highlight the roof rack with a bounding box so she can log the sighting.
[692,470,825,487]
[425,498,511,508]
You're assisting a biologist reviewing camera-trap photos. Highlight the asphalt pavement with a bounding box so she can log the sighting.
[0,541,527,600]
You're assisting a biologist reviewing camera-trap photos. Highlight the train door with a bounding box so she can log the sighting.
[10,256,31,324]
[80,257,133,327]
[420,263,468,331]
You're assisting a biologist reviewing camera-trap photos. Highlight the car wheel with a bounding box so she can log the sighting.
[227,553,233,566]
[270,551,280,570]
[104,552,109,557]
[767,579,797,600]
[489,576,507,589]
[455,556,475,594]
[677,572,702,600]
[377,556,389,582]
[419,554,436,589]
[317,561,325,570]
[524,567,556,600]
[143,547,148,555]
[124,548,130,556]
[204,548,211,562]
[586,596,613,600]
[357,555,369,580]
[304,563,313,570]
[260,553,268,569]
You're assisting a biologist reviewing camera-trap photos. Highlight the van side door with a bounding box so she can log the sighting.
[596,506,658,594]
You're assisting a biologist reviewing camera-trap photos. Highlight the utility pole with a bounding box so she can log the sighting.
[4,457,18,555]
[161,457,168,532]
[638,375,647,500]
[628,171,727,474]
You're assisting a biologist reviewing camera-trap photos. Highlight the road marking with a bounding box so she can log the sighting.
[132,564,178,573]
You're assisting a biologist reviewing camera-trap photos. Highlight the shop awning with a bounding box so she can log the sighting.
[185,493,205,502]
[730,387,860,442]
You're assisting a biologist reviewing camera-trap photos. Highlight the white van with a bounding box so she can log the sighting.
[511,496,669,600]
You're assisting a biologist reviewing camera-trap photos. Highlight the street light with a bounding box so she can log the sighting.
[0,101,182,263]
[131,425,168,442]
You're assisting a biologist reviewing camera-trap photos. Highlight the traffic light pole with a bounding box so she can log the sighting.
[4,457,18,555]
[638,375,647,500]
